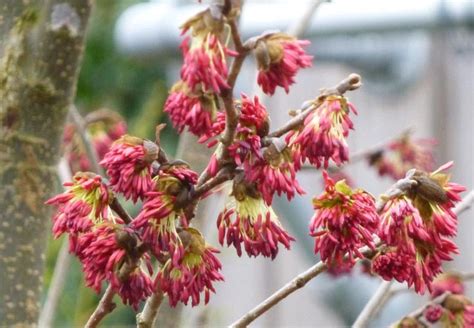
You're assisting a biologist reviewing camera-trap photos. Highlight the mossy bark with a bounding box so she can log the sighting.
[0,1,92,325]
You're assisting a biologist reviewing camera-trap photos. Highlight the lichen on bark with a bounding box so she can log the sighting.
[0,1,92,325]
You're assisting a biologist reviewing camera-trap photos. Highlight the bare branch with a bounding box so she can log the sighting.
[287,0,329,37]
[84,285,116,328]
[69,105,103,175]
[352,281,393,328]
[136,288,165,328]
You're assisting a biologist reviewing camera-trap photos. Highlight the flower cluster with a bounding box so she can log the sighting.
[368,134,436,180]
[132,164,198,259]
[100,135,158,202]
[372,162,465,293]
[288,95,357,168]
[217,180,294,259]
[164,9,236,137]
[46,172,112,243]
[254,33,313,95]
[156,228,224,307]
[62,110,127,173]
[310,172,379,267]
[75,224,153,310]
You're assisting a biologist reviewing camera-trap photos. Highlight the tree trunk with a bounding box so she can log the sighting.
[0,1,92,325]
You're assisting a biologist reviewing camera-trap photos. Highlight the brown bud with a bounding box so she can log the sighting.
[115,229,137,254]
[443,294,469,313]
[412,171,448,204]
[254,41,271,71]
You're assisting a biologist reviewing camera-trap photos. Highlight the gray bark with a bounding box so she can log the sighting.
[0,0,92,325]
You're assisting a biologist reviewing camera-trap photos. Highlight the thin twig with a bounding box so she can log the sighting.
[69,105,104,175]
[110,197,133,225]
[84,285,116,328]
[453,189,474,215]
[229,246,377,328]
[352,281,393,328]
[287,0,329,37]
[136,288,165,328]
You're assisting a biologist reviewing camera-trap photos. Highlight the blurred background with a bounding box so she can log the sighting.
[42,0,473,326]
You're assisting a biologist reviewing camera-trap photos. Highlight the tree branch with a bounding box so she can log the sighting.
[352,280,393,328]
[287,0,329,37]
[136,287,165,328]
[84,285,116,328]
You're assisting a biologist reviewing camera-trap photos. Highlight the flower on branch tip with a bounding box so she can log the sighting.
[368,134,436,180]
[132,163,198,258]
[407,162,465,236]
[46,172,113,239]
[310,172,379,267]
[179,9,236,94]
[441,295,474,327]
[156,228,224,307]
[287,95,357,168]
[164,81,219,136]
[254,33,313,95]
[100,135,158,203]
[217,178,295,259]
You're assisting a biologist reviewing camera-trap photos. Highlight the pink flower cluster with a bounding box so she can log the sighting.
[46,172,112,243]
[164,9,236,137]
[310,171,379,267]
[372,162,465,293]
[369,134,436,180]
[255,33,313,95]
[287,95,357,168]
[156,229,223,307]
[132,164,198,258]
[100,135,158,202]
[217,191,294,259]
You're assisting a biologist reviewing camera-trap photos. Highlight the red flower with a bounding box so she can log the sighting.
[369,135,436,180]
[244,146,304,205]
[310,172,379,267]
[217,194,294,259]
[132,165,197,259]
[424,304,444,323]
[180,34,235,93]
[76,224,153,310]
[113,268,154,311]
[379,197,430,252]
[255,33,312,95]
[156,229,224,307]
[164,81,218,136]
[288,95,357,168]
[100,135,158,202]
[46,172,112,238]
